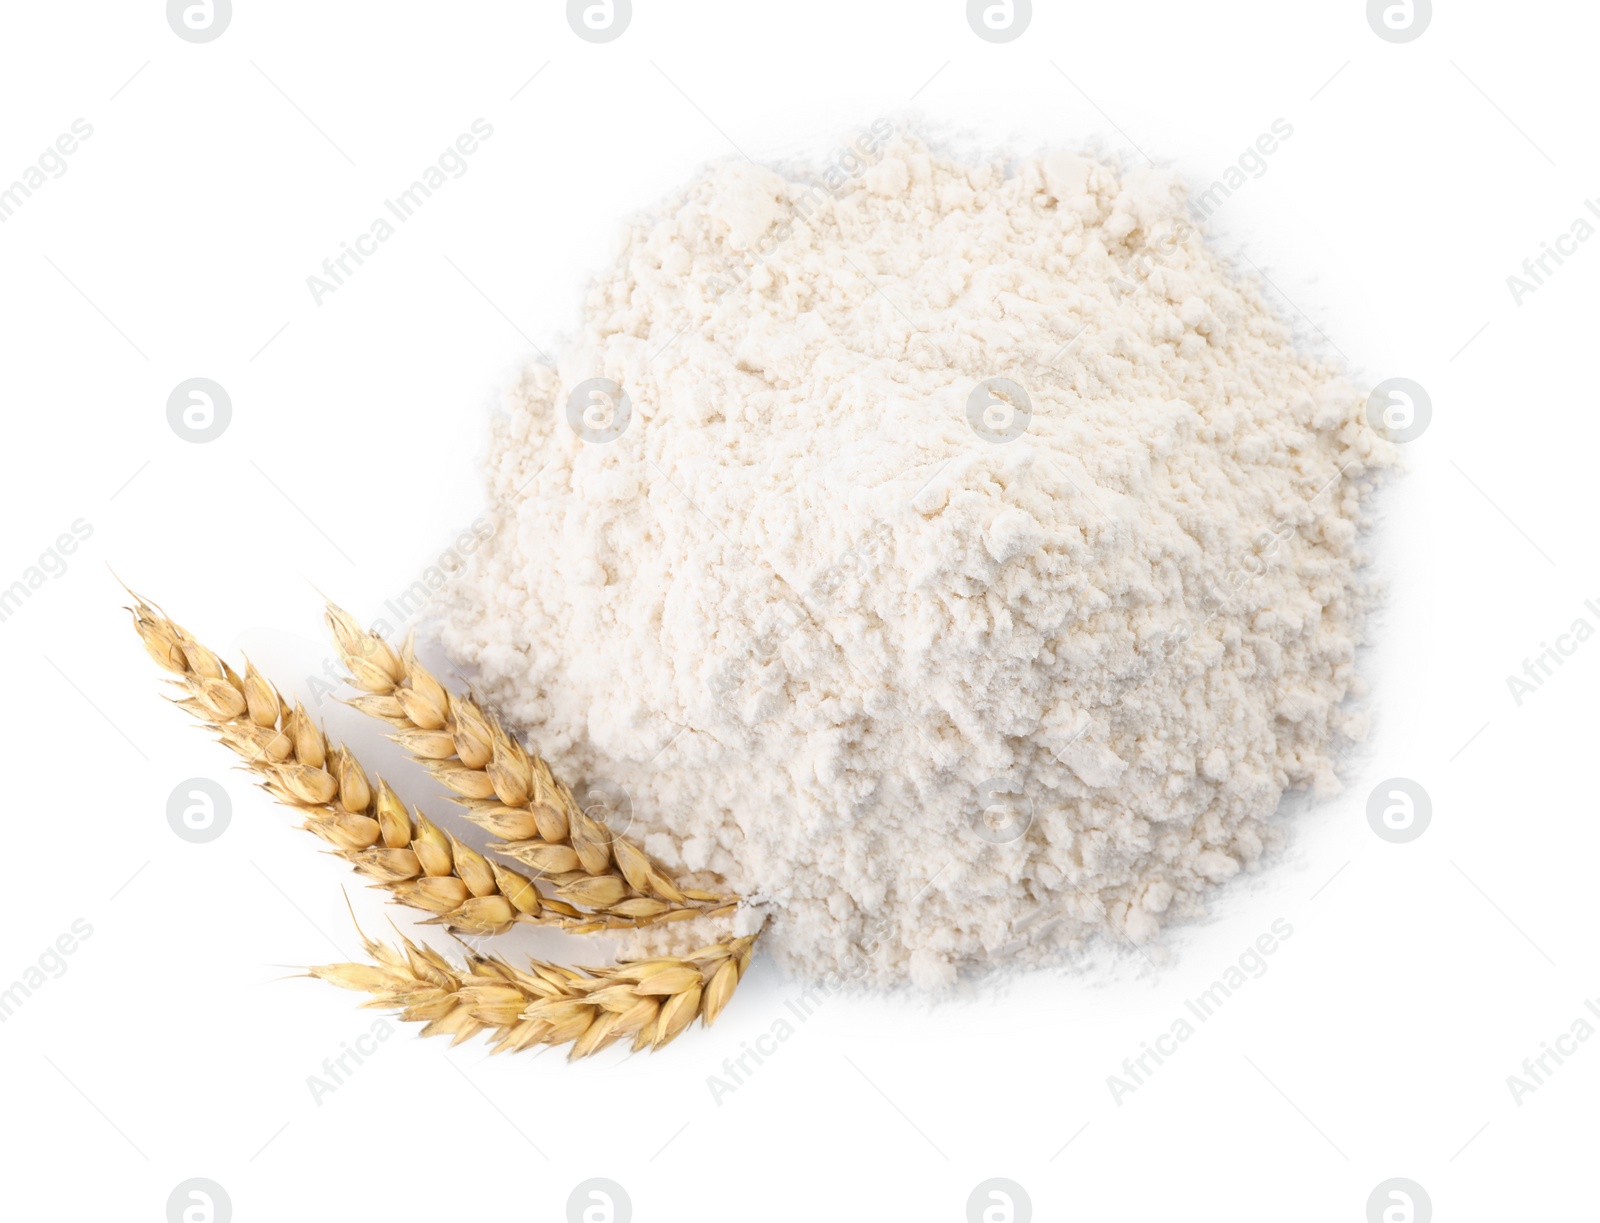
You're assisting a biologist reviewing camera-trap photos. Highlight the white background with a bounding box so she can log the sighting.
[1,2,1593,1220]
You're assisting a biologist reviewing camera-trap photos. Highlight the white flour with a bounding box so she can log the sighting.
[440,135,1393,988]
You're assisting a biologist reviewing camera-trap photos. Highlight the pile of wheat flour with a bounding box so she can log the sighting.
[439,134,1393,988]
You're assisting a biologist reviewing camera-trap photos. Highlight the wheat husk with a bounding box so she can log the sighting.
[311,925,759,1059]
[130,597,548,935]
[323,603,738,931]
[130,591,765,1056]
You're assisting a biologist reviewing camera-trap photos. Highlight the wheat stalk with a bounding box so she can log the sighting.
[131,597,561,936]
[312,924,758,1058]
[131,592,765,1055]
[323,603,738,931]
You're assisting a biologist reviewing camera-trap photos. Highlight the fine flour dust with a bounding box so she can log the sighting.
[440,133,1393,989]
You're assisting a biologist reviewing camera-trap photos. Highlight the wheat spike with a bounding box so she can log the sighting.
[131,591,767,1055]
[323,603,739,931]
[130,597,553,936]
[311,927,759,1058]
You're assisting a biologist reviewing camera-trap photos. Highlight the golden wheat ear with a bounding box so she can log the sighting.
[322,602,741,931]
[130,592,766,1056]
[310,931,759,1059]
[128,596,563,935]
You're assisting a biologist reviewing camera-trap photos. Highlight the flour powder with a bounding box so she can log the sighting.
[439,134,1394,988]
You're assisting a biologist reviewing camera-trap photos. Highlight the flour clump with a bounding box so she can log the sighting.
[441,134,1393,988]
